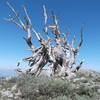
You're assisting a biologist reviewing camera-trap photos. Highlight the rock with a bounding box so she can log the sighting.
[97,89,100,94]
[11,84,17,91]
[15,89,22,96]
[66,72,76,80]
[1,90,13,98]
[5,76,12,81]
[79,77,88,83]
[73,77,88,83]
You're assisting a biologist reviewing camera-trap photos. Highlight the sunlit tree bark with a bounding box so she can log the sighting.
[6,2,83,79]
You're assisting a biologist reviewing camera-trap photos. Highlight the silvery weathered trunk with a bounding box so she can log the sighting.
[6,3,83,79]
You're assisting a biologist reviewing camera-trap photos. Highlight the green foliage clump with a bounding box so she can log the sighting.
[17,75,72,100]
[1,77,17,90]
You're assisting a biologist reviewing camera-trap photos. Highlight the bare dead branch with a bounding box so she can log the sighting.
[48,12,60,36]
[43,5,47,25]
[23,6,32,27]
[43,5,50,39]
[75,28,83,52]
[71,35,76,48]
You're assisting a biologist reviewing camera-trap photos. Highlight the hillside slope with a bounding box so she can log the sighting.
[0,69,100,100]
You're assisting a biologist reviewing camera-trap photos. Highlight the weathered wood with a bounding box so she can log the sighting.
[6,3,83,80]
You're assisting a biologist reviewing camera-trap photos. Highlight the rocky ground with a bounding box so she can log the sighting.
[0,69,100,100]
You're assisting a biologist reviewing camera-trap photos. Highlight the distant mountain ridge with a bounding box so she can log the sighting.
[0,69,16,77]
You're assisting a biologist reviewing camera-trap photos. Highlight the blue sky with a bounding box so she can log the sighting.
[0,0,100,72]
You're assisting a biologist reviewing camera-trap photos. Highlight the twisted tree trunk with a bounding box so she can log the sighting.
[6,2,83,79]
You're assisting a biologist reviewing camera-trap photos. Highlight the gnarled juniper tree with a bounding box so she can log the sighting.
[6,2,83,79]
